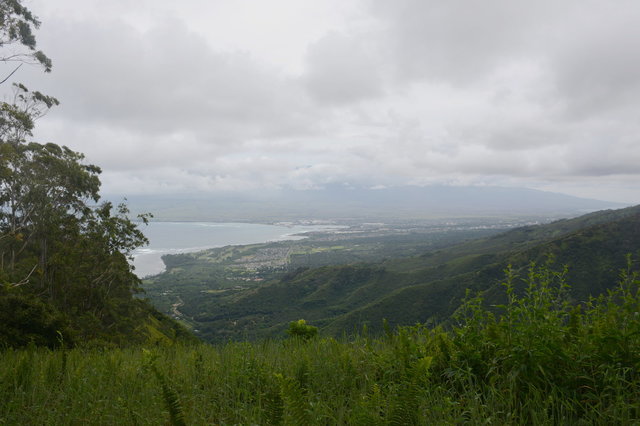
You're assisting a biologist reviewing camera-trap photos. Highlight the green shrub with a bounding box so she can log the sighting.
[443,256,640,422]
[287,319,318,340]
[0,288,73,348]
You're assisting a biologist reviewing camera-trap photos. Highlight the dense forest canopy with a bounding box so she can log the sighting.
[0,0,179,347]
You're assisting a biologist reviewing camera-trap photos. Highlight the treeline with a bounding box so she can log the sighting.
[0,1,190,347]
[2,261,639,423]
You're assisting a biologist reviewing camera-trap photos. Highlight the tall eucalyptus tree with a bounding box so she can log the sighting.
[0,0,154,347]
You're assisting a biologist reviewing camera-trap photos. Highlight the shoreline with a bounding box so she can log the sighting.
[132,221,343,278]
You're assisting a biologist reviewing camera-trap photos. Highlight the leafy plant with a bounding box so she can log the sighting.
[287,319,318,340]
[143,349,186,426]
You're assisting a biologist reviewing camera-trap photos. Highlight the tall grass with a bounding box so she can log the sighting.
[1,258,639,424]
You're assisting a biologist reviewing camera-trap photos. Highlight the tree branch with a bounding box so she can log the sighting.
[0,63,22,85]
[10,262,37,287]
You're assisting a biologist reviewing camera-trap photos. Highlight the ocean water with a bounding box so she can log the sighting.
[132,222,334,278]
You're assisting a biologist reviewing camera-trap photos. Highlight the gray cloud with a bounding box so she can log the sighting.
[369,0,558,85]
[550,6,640,119]
[34,17,314,139]
[302,32,384,104]
[7,0,639,203]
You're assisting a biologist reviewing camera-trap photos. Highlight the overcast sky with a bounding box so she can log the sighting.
[6,0,640,203]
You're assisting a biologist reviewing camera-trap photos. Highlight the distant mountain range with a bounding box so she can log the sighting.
[115,185,627,222]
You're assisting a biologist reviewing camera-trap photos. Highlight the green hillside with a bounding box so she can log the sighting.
[187,206,640,342]
[330,206,640,335]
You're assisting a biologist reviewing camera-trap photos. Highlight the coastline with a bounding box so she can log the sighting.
[132,221,340,278]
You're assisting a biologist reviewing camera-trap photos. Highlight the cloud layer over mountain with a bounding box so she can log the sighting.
[9,0,640,203]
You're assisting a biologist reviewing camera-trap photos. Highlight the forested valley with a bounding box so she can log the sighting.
[144,205,640,343]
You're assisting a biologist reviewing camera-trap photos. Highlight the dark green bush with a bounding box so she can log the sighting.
[0,287,73,348]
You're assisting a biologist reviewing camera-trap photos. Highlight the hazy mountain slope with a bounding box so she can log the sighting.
[330,209,640,335]
[120,185,626,222]
[192,205,640,341]
[386,204,640,273]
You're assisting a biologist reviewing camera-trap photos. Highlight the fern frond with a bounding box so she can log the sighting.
[279,374,310,426]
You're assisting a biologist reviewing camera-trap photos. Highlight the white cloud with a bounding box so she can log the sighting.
[5,0,638,204]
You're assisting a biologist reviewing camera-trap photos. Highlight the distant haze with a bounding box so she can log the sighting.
[10,0,640,204]
[119,185,627,222]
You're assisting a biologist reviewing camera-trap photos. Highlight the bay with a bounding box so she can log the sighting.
[132,222,335,278]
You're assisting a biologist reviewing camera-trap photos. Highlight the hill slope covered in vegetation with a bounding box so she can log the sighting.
[179,205,640,342]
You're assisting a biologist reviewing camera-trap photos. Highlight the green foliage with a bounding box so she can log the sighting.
[0,2,188,348]
[277,373,312,425]
[0,0,52,72]
[143,349,186,426]
[440,256,640,422]
[0,286,72,348]
[287,319,318,340]
[0,138,159,344]
[2,261,640,424]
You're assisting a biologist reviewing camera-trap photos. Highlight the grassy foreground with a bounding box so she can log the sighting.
[2,260,640,425]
